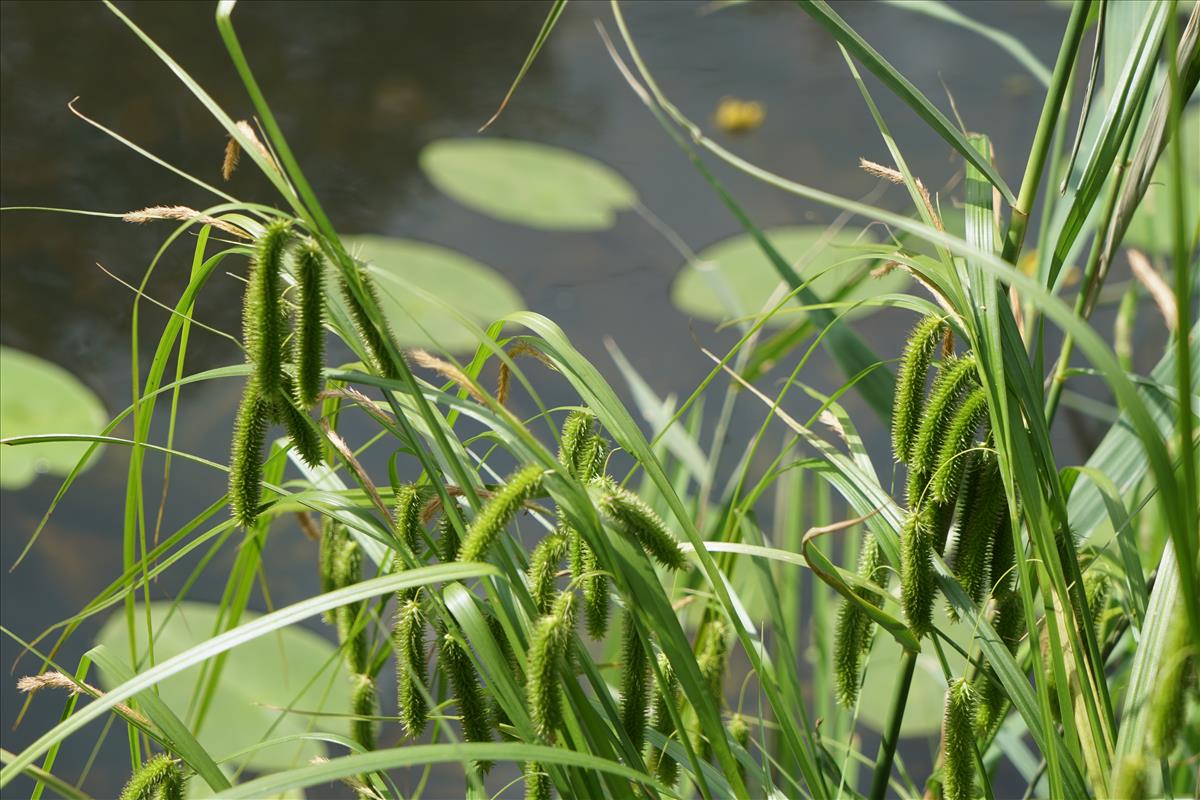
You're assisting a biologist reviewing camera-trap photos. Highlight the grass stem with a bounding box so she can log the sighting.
[867,648,916,800]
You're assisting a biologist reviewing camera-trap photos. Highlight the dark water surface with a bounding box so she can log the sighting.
[1,2,1141,797]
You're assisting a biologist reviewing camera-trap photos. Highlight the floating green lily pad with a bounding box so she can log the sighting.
[420,139,637,230]
[343,235,524,352]
[0,346,107,490]
[670,226,908,328]
[95,602,353,772]
[1124,107,1199,256]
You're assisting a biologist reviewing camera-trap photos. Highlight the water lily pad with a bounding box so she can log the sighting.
[95,602,353,772]
[0,347,107,490]
[1124,107,1199,256]
[670,226,908,328]
[343,235,524,352]
[420,139,637,230]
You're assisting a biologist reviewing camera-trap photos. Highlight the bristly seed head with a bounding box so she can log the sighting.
[457,464,544,563]
[942,678,978,800]
[892,315,946,464]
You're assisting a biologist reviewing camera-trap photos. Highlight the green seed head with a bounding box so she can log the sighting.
[594,477,686,570]
[351,672,378,750]
[834,533,888,707]
[273,387,323,467]
[909,354,978,506]
[395,599,428,739]
[728,713,750,783]
[229,385,271,528]
[243,220,292,399]
[339,264,399,379]
[892,315,946,464]
[438,626,493,765]
[1147,611,1194,757]
[948,452,1004,616]
[620,614,651,750]
[942,678,978,800]
[458,465,544,563]
[558,409,606,481]
[293,239,326,407]
[524,762,551,800]
[394,483,429,554]
[528,528,570,615]
[118,754,181,800]
[646,652,680,787]
[900,511,936,639]
[332,538,368,673]
[931,386,989,505]
[437,513,461,564]
[527,590,577,740]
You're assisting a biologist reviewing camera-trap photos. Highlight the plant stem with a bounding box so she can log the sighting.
[868,648,917,800]
[1001,0,1091,265]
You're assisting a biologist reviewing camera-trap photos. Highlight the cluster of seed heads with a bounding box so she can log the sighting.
[229,221,328,528]
[117,754,184,800]
[834,314,1026,737]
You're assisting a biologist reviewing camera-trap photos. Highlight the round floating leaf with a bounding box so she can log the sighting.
[0,347,107,490]
[343,235,524,353]
[670,226,908,328]
[95,602,353,772]
[420,139,637,230]
[1125,107,1199,256]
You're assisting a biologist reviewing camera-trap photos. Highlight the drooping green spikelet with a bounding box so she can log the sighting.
[620,614,650,750]
[834,533,888,707]
[594,477,686,570]
[949,452,1003,615]
[527,590,577,741]
[930,386,989,504]
[559,409,596,473]
[119,754,181,800]
[395,598,428,739]
[1147,612,1194,757]
[900,512,936,638]
[438,626,493,764]
[989,501,1017,595]
[293,239,325,407]
[229,385,271,528]
[974,590,1024,737]
[909,355,978,505]
[646,653,680,786]
[339,265,398,379]
[1083,570,1111,640]
[273,388,323,467]
[333,536,368,673]
[351,672,377,750]
[728,713,750,783]
[892,315,945,464]
[244,220,291,398]
[1112,754,1148,800]
[394,483,428,554]
[693,619,729,758]
[564,526,609,639]
[941,678,978,800]
[319,520,349,623]
[437,513,460,564]
[458,465,544,563]
[524,762,551,800]
[528,528,569,615]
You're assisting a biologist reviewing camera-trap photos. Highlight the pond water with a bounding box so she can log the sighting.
[1,1,1150,797]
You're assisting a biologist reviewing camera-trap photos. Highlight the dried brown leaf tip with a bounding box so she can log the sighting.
[222,135,241,181]
[123,205,250,239]
[858,158,942,232]
[1127,249,1177,331]
[410,349,489,405]
[19,672,150,726]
